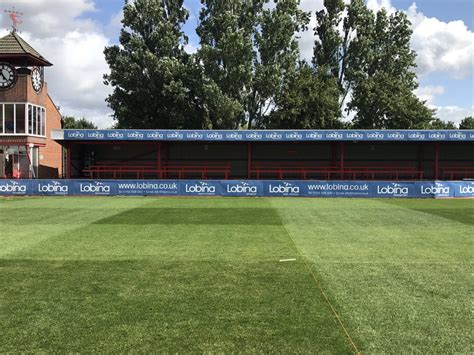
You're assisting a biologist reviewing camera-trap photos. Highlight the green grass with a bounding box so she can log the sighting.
[0,197,472,353]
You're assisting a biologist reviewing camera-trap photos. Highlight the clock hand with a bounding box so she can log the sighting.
[0,71,5,80]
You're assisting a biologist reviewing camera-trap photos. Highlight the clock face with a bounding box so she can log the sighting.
[31,67,43,93]
[0,63,16,89]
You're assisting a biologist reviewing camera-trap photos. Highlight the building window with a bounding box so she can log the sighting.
[0,103,45,136]
[34,106,38,135]
[28,105,33,134]
[16,104,25,133]
[4,104,14,134]
[41,108,46,136]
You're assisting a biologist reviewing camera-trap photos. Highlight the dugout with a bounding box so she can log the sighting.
[52,129,474,181]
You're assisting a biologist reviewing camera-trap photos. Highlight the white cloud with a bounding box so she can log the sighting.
[4,0,98,37]
[105,10,123,40]
[366,1,474,80]
[184,42,198,54]
[366,0,396,14]
[408,4,474,80]
[58,105,112,128]
[414,85,445,105]
[413,85,473,124]
[1,0,113,128]
[432,105,474,124]
[29,31,111,108]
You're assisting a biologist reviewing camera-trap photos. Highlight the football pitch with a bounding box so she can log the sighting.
[0,197,472,353]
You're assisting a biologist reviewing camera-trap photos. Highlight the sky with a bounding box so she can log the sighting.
[0,0,472,128]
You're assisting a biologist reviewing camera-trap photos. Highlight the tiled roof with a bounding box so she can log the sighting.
[0,31,52,66]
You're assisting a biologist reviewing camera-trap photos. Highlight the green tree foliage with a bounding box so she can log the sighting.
[62,116,98,129]
[251,0,310,128]
[197,0,310,129]
[313,0,348,102]
[347,7,434,128]
[428,118,457,129]
[459,116,474,129]
[196,0,258,128]
[104,0,437,130]
[313,0,434,129]
[104,0,203,129]
[267,63,343,128]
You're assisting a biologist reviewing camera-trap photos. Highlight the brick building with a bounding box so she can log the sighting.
[0,31,62,178]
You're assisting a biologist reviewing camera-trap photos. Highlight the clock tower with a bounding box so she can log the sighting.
[0,30,62,179]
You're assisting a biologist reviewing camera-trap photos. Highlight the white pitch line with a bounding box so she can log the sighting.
[279,258,297,262]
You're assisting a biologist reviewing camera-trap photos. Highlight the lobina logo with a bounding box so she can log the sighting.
[460,185,474,194]
[79,182,111,193]
[108,131,124,139]
[87,132,104,139]
[226,132,243,140]
[147,132,164,139]
[306,132,323,139]
[185,182,216,193]
[377,184,409,195]
[421,185,449,195]
[38,181,68,193]
[227,182,257,194]
[68,131,85,138]
[0,181,27,193]
[269,182,300,195]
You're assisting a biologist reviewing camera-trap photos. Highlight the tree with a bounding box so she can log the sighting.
[197,0,310,129]
[267,62,343,128]
[348,7,434,128]
[313,0,434,129]
[104,0,203,129]
[196,0,258,128]
[428,118,457,129]
[250,0,310,128]
[313,0,346,97]
[62,116,98,129]
[459,116,474,129]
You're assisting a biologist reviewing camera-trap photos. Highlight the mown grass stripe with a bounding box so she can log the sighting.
[273,204,361,355]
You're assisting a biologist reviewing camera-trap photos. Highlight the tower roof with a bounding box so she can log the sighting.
[0,31,52,67]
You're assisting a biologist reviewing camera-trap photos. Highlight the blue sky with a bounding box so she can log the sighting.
[391,0,473,26]
[2,0,471,127]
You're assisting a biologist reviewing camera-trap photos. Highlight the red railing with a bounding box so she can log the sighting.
[441,166,474,180]
[83,161,231,179]
[250,162,424,180]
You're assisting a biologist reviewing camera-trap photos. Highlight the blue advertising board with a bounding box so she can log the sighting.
[58,129,474,142]
[1,179,473,198]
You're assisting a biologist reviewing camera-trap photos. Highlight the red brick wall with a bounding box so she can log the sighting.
[40,92,63,178]
[1,73,63,178]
